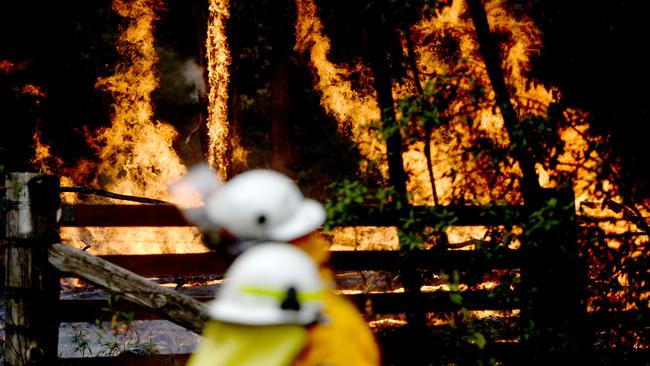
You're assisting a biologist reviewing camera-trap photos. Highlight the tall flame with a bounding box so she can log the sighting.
[294,0,386,176]
[295,0,648,317]
[93,0,185,198]
[205,0,236,178]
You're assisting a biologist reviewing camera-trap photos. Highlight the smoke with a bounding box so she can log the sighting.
[156,48,207,106]
[180,59,206,103]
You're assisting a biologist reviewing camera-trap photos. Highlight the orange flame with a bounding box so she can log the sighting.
[206,0,240,178]
[294,0,387,176]
[92,0,186,199]
[59,0,202,254]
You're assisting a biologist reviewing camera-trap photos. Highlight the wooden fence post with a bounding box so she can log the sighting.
[520,188,588,364]
[3,173,61,365]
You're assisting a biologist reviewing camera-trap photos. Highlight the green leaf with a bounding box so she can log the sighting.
[470,332,487,350]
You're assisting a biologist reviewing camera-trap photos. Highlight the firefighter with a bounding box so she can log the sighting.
[171,166,380,366]
[186,243,325,366]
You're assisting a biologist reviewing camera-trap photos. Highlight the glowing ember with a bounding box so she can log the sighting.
[0,59,28,74]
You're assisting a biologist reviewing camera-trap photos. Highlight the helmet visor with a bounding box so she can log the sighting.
[266,198,326,241]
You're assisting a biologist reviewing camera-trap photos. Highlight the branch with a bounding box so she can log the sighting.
[60,186,171,205]
[48,244,209,333]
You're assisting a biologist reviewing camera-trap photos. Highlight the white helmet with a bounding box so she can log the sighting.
[204,169,326,241]
[207,243,325,325]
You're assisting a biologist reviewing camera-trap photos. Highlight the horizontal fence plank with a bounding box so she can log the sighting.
[58,354,190,366]
[59,204,526,227]
[59,204,194,227]
[343,204,526,226]
[329,249,521,271]
[57,290,518,323]
[56,249,522,278]
[97,252,231,278]
[347,290,519,313]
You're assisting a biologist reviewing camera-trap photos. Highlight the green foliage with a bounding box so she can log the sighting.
[323,179,393,231]
[442,270,495,363]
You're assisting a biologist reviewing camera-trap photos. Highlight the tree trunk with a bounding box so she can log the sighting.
[270,57,292,173]
[363,13,427,337]
[465,0,540,202]
[269,0,293,173]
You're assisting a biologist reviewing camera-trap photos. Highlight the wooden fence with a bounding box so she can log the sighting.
[2,172,590,365]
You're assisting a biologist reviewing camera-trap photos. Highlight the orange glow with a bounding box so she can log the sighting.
[0,59,28,74]
[21,84,46,97]
[328,227,400,251]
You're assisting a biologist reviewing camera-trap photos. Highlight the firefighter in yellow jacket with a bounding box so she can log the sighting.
[188,242,326,366]
[171,166,380,366]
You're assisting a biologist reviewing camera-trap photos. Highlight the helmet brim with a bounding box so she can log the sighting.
[266,198,326,241]
[207,299,319,325]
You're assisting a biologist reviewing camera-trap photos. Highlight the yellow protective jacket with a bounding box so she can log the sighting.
[292,233,380,366]
[187,233,381,366]
[186,321,310,366]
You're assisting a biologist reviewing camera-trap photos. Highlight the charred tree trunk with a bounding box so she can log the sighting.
[3,173,60,366]
[269,1,293,173]
[192,0,212,164]
[465,0,540,202]
[364,35,408,201]
[363,12,427,339]
[466,2,588,362]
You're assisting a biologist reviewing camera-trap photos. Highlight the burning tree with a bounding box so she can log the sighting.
[294,0,648,362]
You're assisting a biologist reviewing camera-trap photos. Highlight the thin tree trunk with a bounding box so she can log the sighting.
[270,58,292,173]
[404,27,440,206]
[270,0,293,173]
[364,13,427,338]
[192,0,212,163]
[465,0,540,202]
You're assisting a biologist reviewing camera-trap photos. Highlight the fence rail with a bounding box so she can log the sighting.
[59,203,527,227]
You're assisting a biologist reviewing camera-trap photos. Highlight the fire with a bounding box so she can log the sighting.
[293,0,648,320]
[294,0,386,176]
[206,0,240,178]
[20,0,642,314]
[58,0,202,255]
[92,0,185,198]
[32,129,63,173]
[294,0,614,210]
